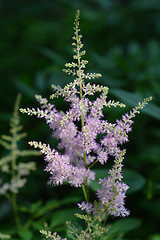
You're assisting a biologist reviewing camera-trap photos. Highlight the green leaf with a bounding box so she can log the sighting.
[50,208,78,228]
[30,200,43,213]
[17,229,32,240]
[111,89,160,119]
[34,71,46,91]
[27,199,60,219]
[19,206,30,213]
[89,168,145,194]
[138,145,160,163]
[59,195,82,205]
[32,219,47,230]
[66,230,77,240]
[123,169,146,193]
[106,218,142,237]
[40,48,65,64]
[8,239,19,240]
[14,79,37,99]
[148,234,160,240]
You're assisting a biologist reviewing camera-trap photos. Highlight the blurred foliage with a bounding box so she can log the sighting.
[0,0,160,239]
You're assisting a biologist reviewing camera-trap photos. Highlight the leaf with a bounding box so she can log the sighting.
[89,168,145,194]
[66,230,77,240]
[29,196,80,220]
[17,229,32,240]
[32,219,47,231]
[8,239,20,240]
[34,71,46,91]
[40,48,65,64]
[28,199,60,219]
[14,79,37,99]
[148,234,160,240]
[138,145,160,163]
[19,206,30,213]
[59,195,83,205]
[30,200,43,213]
[50,208,78,228]
[106,218,142,237]
[131,0,160,10]
[111,89,160,119]
[123,169,146,193]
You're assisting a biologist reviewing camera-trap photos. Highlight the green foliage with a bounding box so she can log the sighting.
[105,218,142,239]
[111,89,160,120]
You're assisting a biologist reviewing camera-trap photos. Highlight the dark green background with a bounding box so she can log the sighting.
[0,0,160,239]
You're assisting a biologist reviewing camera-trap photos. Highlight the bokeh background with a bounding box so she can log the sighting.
[0,0,160,239]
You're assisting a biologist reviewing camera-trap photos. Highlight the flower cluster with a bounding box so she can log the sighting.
[40,230,67,240]
[28,141,95,187]
[0,232,10,239]
[97,150,130,217]
[20,9,152,226]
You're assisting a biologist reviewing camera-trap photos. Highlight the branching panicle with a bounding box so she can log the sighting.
[20,10,152,240]
[0,94,40,230]
[0,94,39,197]
[40,229,67,240]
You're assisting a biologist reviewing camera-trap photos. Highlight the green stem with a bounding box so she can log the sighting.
[82,184,88,202]
[4,192,21,229]
[75,23,90,202]
[11,192,21,230]
[10,117,21,230]
[11,154,21,229]
[89,159,99,169]
[23,201,60,229]
[78,64,89,201]
[103,213,109,227]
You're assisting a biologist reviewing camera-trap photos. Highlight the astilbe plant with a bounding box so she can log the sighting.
[0,94,40,231]
[20,10,152,240]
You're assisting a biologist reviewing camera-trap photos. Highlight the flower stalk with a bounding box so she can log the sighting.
[20,10,152,240]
